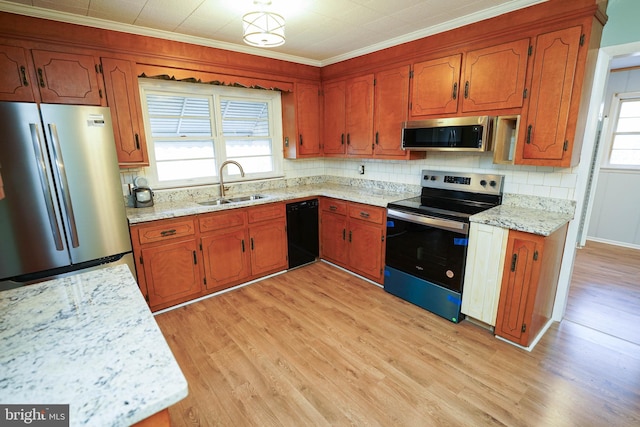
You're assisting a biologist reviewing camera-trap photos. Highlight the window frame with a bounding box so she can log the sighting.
[138,78,284,189]
[602,91,640,171]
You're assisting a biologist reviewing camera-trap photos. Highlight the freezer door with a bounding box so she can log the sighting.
[40,104,132,264]
[0,102,70,278]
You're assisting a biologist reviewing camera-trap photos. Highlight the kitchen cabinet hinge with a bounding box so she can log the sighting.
[409,70,414,78]
[381,234,385,242]
[521,323,527,333]
[563,140,569,151]
[139,255,143,265]
[145,294,149,303]
[533,251,539,261]
[523,88,528,99]
[528,45,533,56]
[203,277,207,286]
[99,89,103,98]
[373,78,376,86]
[199,242,203,251]
[580,34,585,46]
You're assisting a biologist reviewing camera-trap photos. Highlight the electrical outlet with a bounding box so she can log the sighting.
[358,165,365,175]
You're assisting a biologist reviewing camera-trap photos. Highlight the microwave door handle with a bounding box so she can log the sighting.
[48,123,80,248]
[29,123,65,250]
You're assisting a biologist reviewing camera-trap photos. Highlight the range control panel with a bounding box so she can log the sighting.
[421,170,504,195]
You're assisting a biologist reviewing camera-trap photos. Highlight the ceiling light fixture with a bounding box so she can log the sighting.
[242,1,285,48]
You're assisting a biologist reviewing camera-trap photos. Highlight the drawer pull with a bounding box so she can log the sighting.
[160,229,177,237]
[329,205,338,211]
[360,211,370,218]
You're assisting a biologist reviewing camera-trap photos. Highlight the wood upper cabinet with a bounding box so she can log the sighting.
[101,57,149,167]
[494,224,568,347]
[410,54,461,118]
[461,38,530,112]
[409,39,529,117]
[322,80,346,155]
[282,82,321,158]
[345,74,375,156]
[373,65,424,160]
[131,217,202,311]
[319,198,386,283]
[515,26,583,167]
[31,49,105,105]
[0,44,34,102]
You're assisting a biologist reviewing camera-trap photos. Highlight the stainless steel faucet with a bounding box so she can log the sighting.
[219,160,245,198]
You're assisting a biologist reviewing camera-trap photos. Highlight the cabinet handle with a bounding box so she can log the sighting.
[347,133,350,145]
[241,239,245,252]
[341,133,345,145]
[452,82,457,100]
[375,132,379,145]
[20,66,28,86]
[329,205,338,211]
[37,68,45,88]
[349,230,352,243]
[526,125,533,144]
[193,251,197,265]
[135,133,140,150]
[342,229,346,240]
[160,229,176,237]
[464,81,469,98]
[510,254,518,272]
[360,211,370,218]
[299,134,303,146]
[251,237,254,250]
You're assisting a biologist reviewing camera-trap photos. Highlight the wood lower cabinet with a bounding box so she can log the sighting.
[247,203,288,276]
[101,57,149,167]
[319,198,386,283]
[131,217,202,311]
[494,224,568,346]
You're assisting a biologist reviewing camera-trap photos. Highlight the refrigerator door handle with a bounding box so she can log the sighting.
[29,123,65,251]
[48,123,80,248]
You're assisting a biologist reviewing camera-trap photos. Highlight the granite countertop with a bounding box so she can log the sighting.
[471,203,574,236]
[127,182,418,224]
[0,265,188,426]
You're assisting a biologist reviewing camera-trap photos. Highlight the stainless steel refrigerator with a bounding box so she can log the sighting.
[0,102,133,289]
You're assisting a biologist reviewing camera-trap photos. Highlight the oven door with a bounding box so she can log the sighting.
[385,209,469,293]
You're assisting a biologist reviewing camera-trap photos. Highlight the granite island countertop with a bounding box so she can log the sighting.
[127,182,418,224]
[0,265,188,426]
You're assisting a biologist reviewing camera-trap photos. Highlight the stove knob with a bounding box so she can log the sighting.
[480,179,487,186]
[490,180,497,187]
[431,176,437,181]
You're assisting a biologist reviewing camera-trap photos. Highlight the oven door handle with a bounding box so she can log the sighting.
[387,209,468,234]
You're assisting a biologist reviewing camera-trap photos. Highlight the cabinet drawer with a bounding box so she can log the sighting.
[248,203,284,223]
[348,203,384,224]
[136,218,196,244]
[320,198,347,215]
[199,210,246,233]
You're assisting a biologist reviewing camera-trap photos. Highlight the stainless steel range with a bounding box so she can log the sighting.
[384,170,504,323]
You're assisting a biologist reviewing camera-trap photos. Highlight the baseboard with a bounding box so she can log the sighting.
[585,237,640,251]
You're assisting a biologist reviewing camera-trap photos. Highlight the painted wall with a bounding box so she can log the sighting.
[601,0,640,47]
[587,68,640,248]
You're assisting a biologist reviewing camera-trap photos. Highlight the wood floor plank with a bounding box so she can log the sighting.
[155,261,640,426]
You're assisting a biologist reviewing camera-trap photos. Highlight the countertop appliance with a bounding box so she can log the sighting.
[0,102,133,289]
[384,170,504,322]
[133,176,154,208]
[286,199,319,269]
[402,116,494,151]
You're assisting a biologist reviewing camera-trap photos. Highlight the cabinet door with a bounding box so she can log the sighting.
[517,26,582,166]
[322,81,346,155]
[297,82,321,156]
[348,219,384,283]
[101,57,149,166]
[320,211,348,266]
[461,38,529,112]
[249,220,288,276]
[201,229,251,292]
[410,54,461,117]
[494,233,541,346]
[374,65,410,158]
[0,44,34,102]
[31,50,104,105]
[140,239,202,309]
[345,74,374,156]
[461,223,508,325]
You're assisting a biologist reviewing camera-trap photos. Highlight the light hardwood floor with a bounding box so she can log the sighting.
[155,259,640,426]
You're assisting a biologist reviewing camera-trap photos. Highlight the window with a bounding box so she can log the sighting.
[604,92,640,169]
[139,79,283,188]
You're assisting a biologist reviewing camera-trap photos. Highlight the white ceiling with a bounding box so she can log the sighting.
[0,0,547,66]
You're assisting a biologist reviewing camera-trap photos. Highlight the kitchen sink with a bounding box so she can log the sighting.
[197,194,266,206]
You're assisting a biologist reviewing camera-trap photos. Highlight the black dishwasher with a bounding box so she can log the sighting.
[286,199,319,269]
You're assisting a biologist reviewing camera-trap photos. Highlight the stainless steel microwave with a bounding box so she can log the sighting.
[402,116,494,152]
